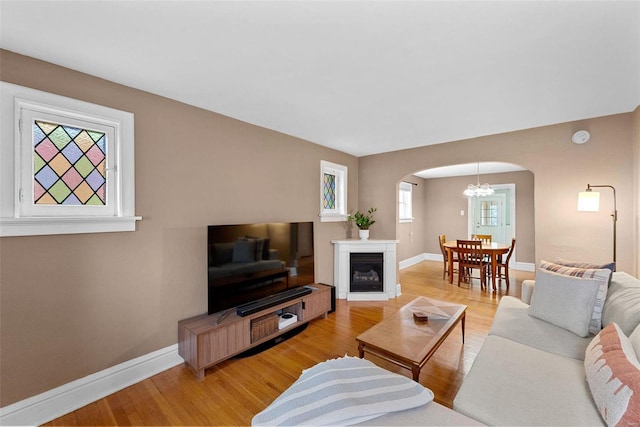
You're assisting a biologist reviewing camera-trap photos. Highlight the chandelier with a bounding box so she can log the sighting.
[463,163,495,197]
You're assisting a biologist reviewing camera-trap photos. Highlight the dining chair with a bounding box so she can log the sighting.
[471,234,492,245]
[495,238,516,290]
[471,234,492,263]
[438,235,457,280]
[456,239,489,290]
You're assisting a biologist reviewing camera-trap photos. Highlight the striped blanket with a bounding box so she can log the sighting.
[252,356,434,426]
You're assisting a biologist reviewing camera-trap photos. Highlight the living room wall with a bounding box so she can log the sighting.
[359,111,637,273]
[0,50,358,406]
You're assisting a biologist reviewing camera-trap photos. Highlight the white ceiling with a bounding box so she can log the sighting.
[415,162,526,179]
[1,1,639,158]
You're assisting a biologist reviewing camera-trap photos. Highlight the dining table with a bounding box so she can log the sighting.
[443,240,511,291]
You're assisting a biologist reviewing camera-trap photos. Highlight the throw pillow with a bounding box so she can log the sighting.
[584,323,640,426]
[554,257,616,274]
[528,268,600,337]
[630,323,640,362]
[540,260,611,335]
[252,356,433,426]
[232,238,256,263]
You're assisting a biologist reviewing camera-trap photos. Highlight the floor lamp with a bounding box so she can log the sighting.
[577,184,617,265]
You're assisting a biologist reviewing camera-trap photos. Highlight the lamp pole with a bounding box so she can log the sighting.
[585,184,617,264]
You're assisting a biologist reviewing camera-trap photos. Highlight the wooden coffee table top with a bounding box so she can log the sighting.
[356,296,467,380]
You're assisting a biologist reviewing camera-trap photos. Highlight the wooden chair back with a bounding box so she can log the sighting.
[503,238,516,265]
[438,235,448,260]
[457,239,484,266]
[471,234,492,245]
[456,239,488,289]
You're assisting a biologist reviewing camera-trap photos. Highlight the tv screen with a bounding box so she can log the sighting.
[207,222,314,315]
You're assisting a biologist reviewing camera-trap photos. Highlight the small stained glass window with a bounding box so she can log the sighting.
[323,172,336,209]
[320,160,347,222]
[33,120,106,206]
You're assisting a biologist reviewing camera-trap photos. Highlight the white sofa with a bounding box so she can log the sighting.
[453,271,640,426]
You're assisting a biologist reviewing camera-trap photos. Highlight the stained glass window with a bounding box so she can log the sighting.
[320,160,347,222]
[1,81,139,237]
[33,120,106,206]
[323,172,336,209]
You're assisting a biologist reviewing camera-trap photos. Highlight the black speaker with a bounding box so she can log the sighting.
[320,283,336,314]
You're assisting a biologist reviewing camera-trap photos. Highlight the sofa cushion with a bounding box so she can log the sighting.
[603,287,640,336]
[528,268,600,337]
[490,296,592,360]
[453,335,604,426]
[632,324,640,360]
[584,323,640,426]
[540,260,611,334]
[608,271,640,297]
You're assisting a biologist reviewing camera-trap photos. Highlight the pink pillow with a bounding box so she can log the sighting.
[584,323,640,426]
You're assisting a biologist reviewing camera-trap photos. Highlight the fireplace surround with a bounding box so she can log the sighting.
[331,239,399,301]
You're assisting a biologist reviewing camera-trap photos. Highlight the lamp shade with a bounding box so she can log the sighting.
[577,191,600,212]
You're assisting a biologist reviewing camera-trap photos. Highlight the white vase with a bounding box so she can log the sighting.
[359,229,370,240]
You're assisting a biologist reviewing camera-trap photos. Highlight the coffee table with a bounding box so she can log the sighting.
[356,296,467,381]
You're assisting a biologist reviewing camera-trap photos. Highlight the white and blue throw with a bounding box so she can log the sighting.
[251,356,434,426]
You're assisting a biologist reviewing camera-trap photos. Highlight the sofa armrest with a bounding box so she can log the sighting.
[521,280,535,304]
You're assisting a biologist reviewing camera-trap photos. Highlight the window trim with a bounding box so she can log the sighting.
[0,82,141,237]
[399,181,413,223]
[319,160,348,222]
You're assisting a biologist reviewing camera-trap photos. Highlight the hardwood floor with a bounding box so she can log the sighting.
[45,261,534,426]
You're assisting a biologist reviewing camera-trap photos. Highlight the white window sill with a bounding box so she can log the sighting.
[320,214,348,223]
[0,216,142,237]
[399,218,414,223]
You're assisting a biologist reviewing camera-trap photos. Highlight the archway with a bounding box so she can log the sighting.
[396,161,534,272]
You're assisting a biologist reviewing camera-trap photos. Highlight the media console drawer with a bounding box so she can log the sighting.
[178,283,332,379]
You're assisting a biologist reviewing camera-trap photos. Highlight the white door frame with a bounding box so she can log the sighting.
[467,183,516,267]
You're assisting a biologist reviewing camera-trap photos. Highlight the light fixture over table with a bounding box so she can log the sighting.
[577,184,617,265]
[463,163,495,197]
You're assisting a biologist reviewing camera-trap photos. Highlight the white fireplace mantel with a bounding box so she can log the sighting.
[331,239,400,301]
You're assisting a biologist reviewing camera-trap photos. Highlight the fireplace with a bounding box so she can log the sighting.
[331,239,399,301]
[350,252,383,292]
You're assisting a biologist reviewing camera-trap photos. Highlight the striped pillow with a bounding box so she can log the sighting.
[540,260,611,335]
[584,323,640,426]
[554,258,616,273]
[252,356,433,426]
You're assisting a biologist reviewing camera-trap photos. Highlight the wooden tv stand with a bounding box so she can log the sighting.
[178,284,332,379]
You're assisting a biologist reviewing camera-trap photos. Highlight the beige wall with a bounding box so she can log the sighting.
[0,50,358,406]
[359,112,636,272]
[417,170,535,262]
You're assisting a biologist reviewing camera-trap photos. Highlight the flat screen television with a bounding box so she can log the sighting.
[207,222,314,315]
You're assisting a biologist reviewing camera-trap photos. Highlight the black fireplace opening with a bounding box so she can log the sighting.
[350,252,384,292]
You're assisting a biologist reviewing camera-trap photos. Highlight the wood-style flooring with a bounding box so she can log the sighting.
[45,260,535,426]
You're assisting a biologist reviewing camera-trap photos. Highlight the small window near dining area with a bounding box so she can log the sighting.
[399,181,413,223]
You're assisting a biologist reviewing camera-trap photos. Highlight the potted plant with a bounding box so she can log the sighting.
[348,207,377,240]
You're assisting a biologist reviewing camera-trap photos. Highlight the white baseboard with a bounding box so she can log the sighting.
[401,253,535,272]
[399,253,428,269]
[515,261,536,272]
[0,344,184,426]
